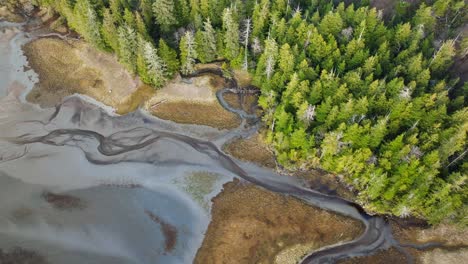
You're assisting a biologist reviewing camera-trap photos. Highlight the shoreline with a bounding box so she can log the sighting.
[2,6,467,264]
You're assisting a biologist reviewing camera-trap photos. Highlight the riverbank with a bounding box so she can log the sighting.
[23,35,241,129]
[6,5,467,264]
[21,31,375,264]
[148,74,241,129]
[195,179,364,264]
[23,37,140,108]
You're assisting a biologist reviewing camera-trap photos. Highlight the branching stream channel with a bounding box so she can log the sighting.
[0,20,441,264]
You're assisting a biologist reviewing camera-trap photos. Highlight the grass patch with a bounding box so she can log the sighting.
[152,101,241,130]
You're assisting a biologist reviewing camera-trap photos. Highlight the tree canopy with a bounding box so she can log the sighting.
[36,0,467,225]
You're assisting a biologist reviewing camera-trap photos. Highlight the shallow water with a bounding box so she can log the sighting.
[0,20,422,264]
[0,21,236,263]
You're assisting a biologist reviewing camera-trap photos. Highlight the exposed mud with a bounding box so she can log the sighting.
[222,133,355,200]
[3,9,467,264]
[42,191,85,210]
[145,210,178,254]
[0,247,48,264]
[195,179,364,264]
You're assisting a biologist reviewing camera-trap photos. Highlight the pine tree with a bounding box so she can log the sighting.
[254,38,278,84]
[201,18,218,62]
[123,8,136,28]
[140,0,154,28]
[175,0,190,25]
[222,8,240,61]
[180,31,198,75]
[189,0,202,28]
[278,43,294,79]
[252,0,270,37]
[109,0,123,24]
[117,24,138,73]
[135,12,150,40]
[413,3,436,31]
[142,40,168,88]
[319,11,343,37]
[137,36,151,83]
[200,0,210,19]
[153,0,177,32]
[430,40,456,75]
[158,39,180,77]
[73,0,103,48]
[101,8,119,52]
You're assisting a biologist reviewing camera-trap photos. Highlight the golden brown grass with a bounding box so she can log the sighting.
[223,133,276,169]
[152,101,241,130]
[23,38,138,108]
[195,179,364,264]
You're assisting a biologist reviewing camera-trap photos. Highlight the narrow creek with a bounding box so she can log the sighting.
[0,20,436,264]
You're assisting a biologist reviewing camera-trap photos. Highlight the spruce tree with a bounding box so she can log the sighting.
[117,24,138,73]
[158,39,180,78]
[222,8,240,61]
[142,40,168,88]
[252,0,270,38]
[101,8,119,52]
[201,18,218,62]
[180,31,198,75]
[73,0,103,48]
[152,0,177,32]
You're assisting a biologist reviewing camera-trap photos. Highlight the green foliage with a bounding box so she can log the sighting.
[158,39,179,78]
[117,24,137,73]
[141,38,168,88]
[38,0,467,225]
[152,0,177,32]
[72,0,103,47]
[222,8,240,61]
[195,18,217,63]
[179,31,198,75]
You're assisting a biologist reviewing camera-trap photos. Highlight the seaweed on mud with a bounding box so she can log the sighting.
[145,210,178,254]
[41,191,85,210]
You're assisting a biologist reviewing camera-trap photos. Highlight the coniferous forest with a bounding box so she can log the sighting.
[32,0,467,225]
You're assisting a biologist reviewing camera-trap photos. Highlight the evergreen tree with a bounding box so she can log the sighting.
[222,8,240,60]
[140,0,154,28]
[430,40,456,75]
[135,12,150,40]
[109,0,124,24]
[101,8,119,52]
[142,40,168,87]
[117,24,138,73]
[158,39,180,78]
[252,0,270,37]
[123,8,136,28]
[319,11,343,37]
[254,38,278,84]
[153,0,177,32]
[73,0,103,48]
[180,31,198,75]
[199,18,217,62]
